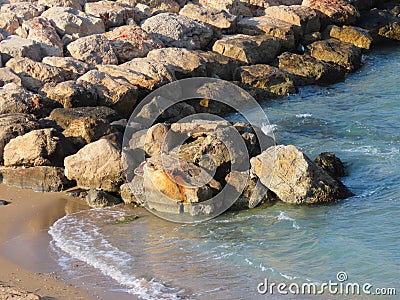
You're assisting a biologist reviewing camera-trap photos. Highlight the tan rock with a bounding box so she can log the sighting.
[42,56,92,80]
[84,1,135,29]
[324,25,373,50]
[0,83,42,115]
[130,0,180,14]
[0,35,42,63]
[62,117,111,144]
[38,0,82,10]
[0,3,45,25]
[0,12,19,34]
[0,67,22,86]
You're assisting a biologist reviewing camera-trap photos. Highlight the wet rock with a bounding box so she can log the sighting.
[358,8,400,42]
[0,3,45,25]
[212,34,281,64]
[85,188,122,208]
[323,25,373,50]
[38,0,82,10]
[0,67,22,86]
[64,138,124,192]
[0,12,19,34]
[0,83,42,115]
[42,57,92,80]
[277,52,345,85]
[0,166,74,192]
[251,145,353,204]
[308,38,362,71]
[67,34,118,65]
[141,12,214,50]
[315,152,346,179]
[3,128,75,167]
[84,1,135,29]
[0,35,42,63]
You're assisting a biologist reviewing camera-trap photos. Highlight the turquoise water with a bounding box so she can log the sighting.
[50,45,400,299]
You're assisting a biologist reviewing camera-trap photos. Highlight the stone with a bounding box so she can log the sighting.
[324,25,373,50]
[141,13,214,50]
[250,145,353,204]
[0,3,45,25]
[120,176,144,205]
[0,113,40,165]
[212,34,281,64]
[41,7,105,39]
[358,8,400,42]
[42,57,92,80]
[67,34,118,65]
[179,3,237,33]
[104,25,164,63]
[131,3,152,23]
[131,0,180,14]
[38,0,82,10]
[302,0,360,26]
[84,1,135,29]
[64,138,124,192]
[143,123,169,157]
[198,0,255,17]
[235,64,296,98]
[315,152,346,179]
[0,67,22,86]
[0,166,74,192]
[3,128,75,167]
[237,16,296,50]
[196,50,242,81]
[277,52,345,85]
[85,188,123,208]
[0,35,42,63]
[0,12,19,34]
[0,83,42,115]
[308,38,362,71]
[62,117,111,145]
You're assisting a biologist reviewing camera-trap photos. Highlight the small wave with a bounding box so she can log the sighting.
[295,113,313,118]
[261,123,278,136]
[277,212,300,230]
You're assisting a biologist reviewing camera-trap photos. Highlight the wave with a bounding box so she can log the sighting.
[277,212,300,230]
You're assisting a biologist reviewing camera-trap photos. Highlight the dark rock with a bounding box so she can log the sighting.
[315,152,346,178]
[359,8,400,42]
[85,188,123,208]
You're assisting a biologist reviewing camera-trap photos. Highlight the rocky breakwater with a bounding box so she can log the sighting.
[0,0,398,215]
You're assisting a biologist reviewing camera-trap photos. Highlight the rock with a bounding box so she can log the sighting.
[67,34,118,65]
[130,3,152,23]
[251,145,353,204]
[6,57,67,91]
[84,1,135,29]
[0,3,45,25]
[315,152,346,179]
[302,0,360,26]
[0,113,40,165]
[0,83,42,115]
[235,64,296,98]
[41,7,105,39]
[308,38,362,71]
[141,13,214,50]
[0,67,22,86]
[323,25,373,50]
[42,57,92,80]
[85,188,122,208]
[237,16,297,51]
[0,12,19,34]
[49,106,121,129]
[196,50,242,81]
[40,81,98,108]
[142,123,169,157]
[38,0,82,10]
[198,0,257,17]
[131,0,180,14]
[358,8,400,42]
[120,176,144,205]
[0,35,42,63]
[62,117,111,145]
[179,3,237,33]
[104,25,163,63]
[0,166,74,192]
[3,128,75,167]
[17,17,63,57]
[277,52,345,85]
[264,5,320,37]
[77,70,138,118]
[303,31,322,45]
[64,138,124,192]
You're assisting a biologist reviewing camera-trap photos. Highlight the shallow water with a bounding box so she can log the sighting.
[50,45,400,299]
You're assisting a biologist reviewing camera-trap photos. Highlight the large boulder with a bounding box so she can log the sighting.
[198,0,260,17]
[251,145,353,204]
[38,0,82,10]
[141,13,214,50]
[0,35,42,63]
[323,25,373,50]
[0,83,43,115]
[212,34,281,64]
[41,57,92,80]
[64,138,124,192]
[62,116,111,145]
[0,12,19,34]
[358,8,400,42]
[84,1,135,29]
[0,67,22,86]
[0,3,45,25]
[3,128,75,167]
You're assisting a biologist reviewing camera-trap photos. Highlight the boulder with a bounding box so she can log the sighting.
[0,67,22,86]
[85,188,122,208]
[62,117,111,145]
[212,34,281,64]
[196,50,242,81]
[64,138,124,192]
[41,57,92,80]
[129,0,180,14]
[0,113,39,165]
[84,1,135,29]
[0,12,19,34]
[358,8,400,42]
[198,0,257,17]
[314,152,346,179]
[104,25,164,63]
[77,70,138,118]
[0,3,45,25]
[179,3,237,33]
[323,25,373,50]
[120,177,144,205]
[277,52,345,85]
[0,166,74,192]
[308,38,362,71]
[38,0,82,10]
[141,13,214,50]
[235,64,296,98]
[0,84,42,115]
[3,128,75,167]
[0,35,42,63]
[250,145,353,204]
[67,34,118,65]
[302,0,360,26]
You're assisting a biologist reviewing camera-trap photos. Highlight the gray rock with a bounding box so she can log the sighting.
[0,200,10,205]
[85,188,122,208]
[131,0,180,14]
[38,0,82,10]
[120,176,144,205]
[0,83,43,115]
[359,8,400,42]
[84,1,135,29]
[0,67,22,87]
[0,35,42,63]
[42,56,92,80]
[0,2,45,25]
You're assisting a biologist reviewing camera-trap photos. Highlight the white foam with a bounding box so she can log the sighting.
[295,113,313,118]
[277,212,300,230]
[261,123,278,137]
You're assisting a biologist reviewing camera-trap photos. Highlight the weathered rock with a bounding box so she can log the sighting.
[277,52,345,85]
[264,5,320,37]
[358,8,400,42]
[179,3,237,33]
[62,117,111,146]
[237,16,297,50]
[0,67,21,86]
[0,166,74,192]
[142,123,169,157]
[213,34,281,64]
[324,25,373,50]
[303,31,322,45]
[42,56,92,80]
[198,0,257,17]
[0,113,39,164]
[67,34,118,65]
[120,177,143,205]
[41,7,105,39]
[315,152,346,179]
[84,1,135,29]
[0,12,19,34]
[302,0,360,26]
[0,3,45,25]
[308,38,362,71]
[130,0,180,14]
[235,64,296,98]
[104,25,163,63]
[197,50,242,81]
[38,0,82,10]
[85,188,123,208]
[141,13,214,50]
[64,138,124,192]
[0,84,42,115]
[77,70,138,118]
[3,128,75,167]
[251,145,353,204]
[0,35,42,63]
